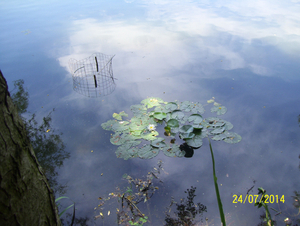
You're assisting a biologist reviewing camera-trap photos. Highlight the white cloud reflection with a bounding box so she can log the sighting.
[58,0,300,83]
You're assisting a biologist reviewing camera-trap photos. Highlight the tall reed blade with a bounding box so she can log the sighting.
[208,138,226,226]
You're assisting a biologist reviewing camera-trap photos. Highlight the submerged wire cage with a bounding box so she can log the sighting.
[69,53,116,98]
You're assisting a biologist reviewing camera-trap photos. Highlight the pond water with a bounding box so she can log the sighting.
[1,0,300,225]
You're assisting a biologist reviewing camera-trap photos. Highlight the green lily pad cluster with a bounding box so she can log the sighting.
[101,97,241,160]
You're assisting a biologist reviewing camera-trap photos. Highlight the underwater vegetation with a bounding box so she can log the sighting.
[95,161,164,226]
[101,97,241,160]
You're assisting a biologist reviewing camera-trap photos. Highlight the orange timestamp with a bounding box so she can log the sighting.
[233,194,285,204]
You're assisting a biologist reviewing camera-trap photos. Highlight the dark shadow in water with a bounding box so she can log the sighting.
[10,79,70,195]
[164,186,207,226]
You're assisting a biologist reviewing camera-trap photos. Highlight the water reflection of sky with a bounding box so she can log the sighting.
[1,0,300,225]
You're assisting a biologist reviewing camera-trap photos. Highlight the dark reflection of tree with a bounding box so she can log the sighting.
[10,79,69,195]
[62,213,92,226]
[11,79,29,114]
[24,111,69,194]
[164,186,207,226]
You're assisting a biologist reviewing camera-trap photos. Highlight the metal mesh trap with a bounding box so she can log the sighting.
[69,53,116,98]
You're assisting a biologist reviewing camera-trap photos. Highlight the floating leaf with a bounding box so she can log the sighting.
[167,119,179,128]
[179,125,194,133]
[151,138,166,148]
[130,104,147,116]
[141,97,164,108]
[223,120,233,130]
[193,128,208,138]
[171,110,185,120]
[116,146,138,160]
[173,144,185,157]
[211,133,227,141]
[110,133,124,145]
[130,130,143,136]
[154,105,167,113]
[170,127,179,135]
[101,120,118,131]
[138,145,159,159]
[129,123,145,132]
[223,132,242,143]
[207,99,215,103]
[200,120,210,129]
[165,102,178,112]
[176,150,186,157]
[115,141,141,159]
[192,124,203,129]
[153,112,167,120]
[164,126,171,134]
[180,132,195,139]
[113,111,128,120]
[141,131,159,141]
[206,117,225,127]
[188,114,203,124]
[209,127,225,135]
[112,121,130,132]
[191,103,205,114]
[161,144,183,157]
[186,135,203,148]
[179,101,192,112]
[211,105,227,115]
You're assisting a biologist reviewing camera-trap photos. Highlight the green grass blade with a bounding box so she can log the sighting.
[209,138,226,226]
[59,204,74,217]
[55,196,70,202]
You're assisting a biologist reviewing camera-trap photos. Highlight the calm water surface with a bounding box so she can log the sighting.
[1,0,300,225]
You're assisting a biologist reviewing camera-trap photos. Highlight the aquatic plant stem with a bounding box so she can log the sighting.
[208,138,226,226]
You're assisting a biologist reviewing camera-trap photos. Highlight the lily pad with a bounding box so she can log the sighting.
[179,101,192,112]
[161,144,183,157]
[211,133,228,141]
[151,137,166,148]
[191,124,203,129]
[129,123,145,131]
[167,119,179,128]
[110,133,125,145]
[209,126,225,135]
[116,146,138,160]
[113,111,128,120]
[191,103,205,114]
[154,105,167,113]
[206,117,225,127]
[188,114,203,124]
[130,104,147,116]
[180,132,195,139]
[141,97,164,108]
[185,135,203,148]
[112,121,130,132]
[153,112,167,120]
[165,102,178,112]
[223,132,242,143]
[141,131,159,141]
[138,145,159,159]
[211,105,227,115]
[171,110,185,120]
[179,125,194,133]
[223,120,233,130]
